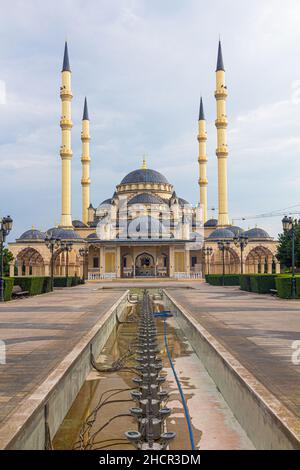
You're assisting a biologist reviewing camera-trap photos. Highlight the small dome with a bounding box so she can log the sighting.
[120,168,169,185]
[128,193,166,205]
[204,219,218,228]
[46,227,82,240]
[228,226,244,236]
[72,220,87,228]
[127,215,169,239]
[190,231,204,242]
[87,232,98,239]
[244,227,270,239]
[100,198,112,206]
[19,229,45,241]
[178,197,191,207]
[208,228,235,240]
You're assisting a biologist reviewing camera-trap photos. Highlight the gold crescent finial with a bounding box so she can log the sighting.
[141,155,147,170]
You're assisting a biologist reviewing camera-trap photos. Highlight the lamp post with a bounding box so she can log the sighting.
[202,247,213,275]
[233,234,249,274]
[0,216,13,302]
[79,247,89,282]
[217,240,231,286]
[60,241,73,278]
[282,216,299,299]
[44,236,60,291]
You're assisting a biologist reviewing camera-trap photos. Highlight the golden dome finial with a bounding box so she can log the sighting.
[141,155,147,170]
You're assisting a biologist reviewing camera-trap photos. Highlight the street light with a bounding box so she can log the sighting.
[282,216,299,299]
[233,234,249,274]
[217,240,231,286]
[44,236,60,291]
[79,247,89,282]
[60,241,73,278]
[202,247,213,275]
[0,215,13,302]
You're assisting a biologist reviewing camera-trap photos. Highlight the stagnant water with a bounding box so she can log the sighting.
[53,289,254,450]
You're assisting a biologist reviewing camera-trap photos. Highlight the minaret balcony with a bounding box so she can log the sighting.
[60,147,73,159]
[197,132,207,142]
[60,89,73,100]
[198,177,208,186]
[216,145,228,157]
[215,117,228,128]
[81,178,91,186]
[214,88,228,99]
[81,132,91,142]
[60,118,73,129]
[198,156,208,163]
[81,155,91,162]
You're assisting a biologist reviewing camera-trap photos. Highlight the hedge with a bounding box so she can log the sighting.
[3,277,14,301]
[249,274,277,294]
[205,274,240,286]
[275,276,300,299]
[239,275,251,292]
[53,276,81,288]
[43,277,52,293]
[14,276,46,296]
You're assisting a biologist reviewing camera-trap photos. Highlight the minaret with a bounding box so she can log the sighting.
[59,42,73,228]
[215,40,229,226]
[197,97,208,223]
[81,97,91,224]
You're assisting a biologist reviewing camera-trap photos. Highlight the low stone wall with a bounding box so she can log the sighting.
[1,290,129,450]
[163,290,300,450]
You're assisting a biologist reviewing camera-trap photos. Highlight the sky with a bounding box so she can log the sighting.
[1,0,300,241]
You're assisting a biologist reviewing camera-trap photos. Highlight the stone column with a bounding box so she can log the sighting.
[25,265,30,276]
[184,247,190,275]
[9,262,14,277]
[44,263,50,276]
[275,262,281,274]
[169,246,175,277]
[116,246,121,278]
[100,246,105,275]
[267,256,273,274]
[17,263,22,277]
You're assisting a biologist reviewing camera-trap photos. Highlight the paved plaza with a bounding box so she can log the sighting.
[0,280,300,444]
[0,285,125,427]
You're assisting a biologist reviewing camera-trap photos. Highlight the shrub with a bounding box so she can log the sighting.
[275,276,292,299]
[249,274,277,294]
[15,277,45,296]
[43,277,52,293]
[275,275,300,299]
[53,276,79,288]
[205,274,240,286]
[3,277,14,301]
[239,275,252,291]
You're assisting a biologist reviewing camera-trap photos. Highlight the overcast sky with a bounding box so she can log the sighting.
[1,0,300,240]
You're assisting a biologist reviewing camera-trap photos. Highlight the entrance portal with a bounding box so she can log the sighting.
[135,252,155,277]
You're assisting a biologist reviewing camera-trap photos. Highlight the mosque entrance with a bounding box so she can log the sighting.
[135,252,155,277]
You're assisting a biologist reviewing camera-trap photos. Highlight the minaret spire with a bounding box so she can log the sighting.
[59,41,73,228]
[62,41,71,72]
[199,96,205,120]
[83,96,89,120]
[216,39,225,71]
[215,39,229,226]
[81,97,91,224]
[197,96,208,223]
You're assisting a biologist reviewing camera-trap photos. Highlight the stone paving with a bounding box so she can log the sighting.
[0,284,125,427]
[166,284,300,420]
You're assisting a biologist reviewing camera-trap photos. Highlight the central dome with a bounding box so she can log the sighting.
[120,168,169,185]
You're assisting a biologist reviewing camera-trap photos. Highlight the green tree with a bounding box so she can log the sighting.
[277,225,300,270]
[2,248,14,277]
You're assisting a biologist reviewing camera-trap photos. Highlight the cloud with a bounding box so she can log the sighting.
[0,0,299,240]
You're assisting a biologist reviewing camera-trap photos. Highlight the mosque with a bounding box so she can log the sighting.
[8,41,280,279]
